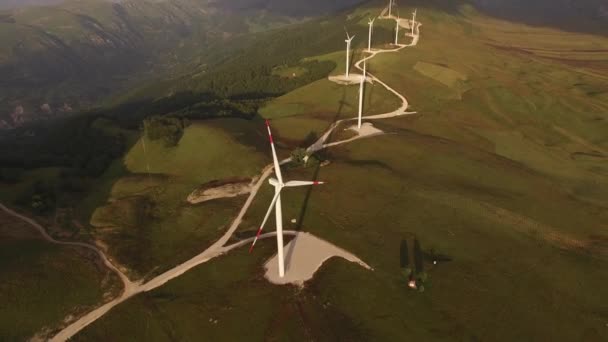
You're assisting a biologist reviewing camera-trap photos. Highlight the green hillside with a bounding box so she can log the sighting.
[0,211,119,341]
[73,2,608,341]
[0,0,607,340]
[0,0,361,124]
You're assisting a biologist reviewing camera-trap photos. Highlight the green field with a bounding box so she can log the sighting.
[88,120,268,279]
[272,65,309,78]
[413,61,467,86]
[0,212,119,341]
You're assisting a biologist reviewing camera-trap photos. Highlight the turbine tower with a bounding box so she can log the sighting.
[345,31,355,78]
[358,60,367,130]
[395,14,400,45]
[249,120,324,278]
[367,18,375,52]
[411,9,417,36]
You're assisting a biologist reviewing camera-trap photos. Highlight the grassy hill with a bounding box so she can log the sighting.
[0,0,607,340]
[0,0,361,125]
[71,1,608,341]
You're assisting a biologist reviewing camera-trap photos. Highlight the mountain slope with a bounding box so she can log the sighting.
[0,0,362,126]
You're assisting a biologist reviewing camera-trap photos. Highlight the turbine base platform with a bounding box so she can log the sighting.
[347,122,384,138]
[328,74,372,85]
[264,232,371,286]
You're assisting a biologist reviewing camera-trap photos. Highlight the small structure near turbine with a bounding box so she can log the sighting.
[249,120,324,278]
[367,18,375,52]
[344,31,355,78]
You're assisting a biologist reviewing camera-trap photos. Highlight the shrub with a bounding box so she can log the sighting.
[290,148,309,166]
[143,115,190,147]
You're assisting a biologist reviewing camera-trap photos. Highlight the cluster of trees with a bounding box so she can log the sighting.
[191,60,336,98]
[0,168,22,183]
[15,181,56,215]
[143,115,190,147]
[0,117,125,177]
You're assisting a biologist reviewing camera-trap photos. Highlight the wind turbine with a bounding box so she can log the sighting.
[345,30,355,78]
[249,120,324,278]
[388,0,393,17]
[395,14,400,45]
[411,9,417,36]
[367,18,375,52]
[357,60,367,130]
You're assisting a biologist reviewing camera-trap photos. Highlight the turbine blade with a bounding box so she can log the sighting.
[265,120,283,184]
[284,180,325,188]
[249,189,282,253]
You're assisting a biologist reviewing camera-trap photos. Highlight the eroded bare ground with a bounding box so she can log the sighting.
[187,177,256,204]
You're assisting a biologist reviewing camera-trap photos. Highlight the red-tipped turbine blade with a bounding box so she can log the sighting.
[284,180,325,188]
[265,120,283,183]
[249,189,282,253]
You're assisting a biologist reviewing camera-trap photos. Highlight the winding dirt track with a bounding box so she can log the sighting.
[1,11,422,342]
[0,203,135,293]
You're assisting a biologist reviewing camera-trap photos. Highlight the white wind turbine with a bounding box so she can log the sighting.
[388,0,393,17]
[367,18,375,52]
[395,14,400,45]
[345,30,355,78]
[411,8,417,36]
[357,60,367,130]
[249,120,324,278]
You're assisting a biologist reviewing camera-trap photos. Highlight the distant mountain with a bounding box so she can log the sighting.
[0,0,362,127]
[471,0,608,34]
[0,0,66,10]
[210,0,365,17]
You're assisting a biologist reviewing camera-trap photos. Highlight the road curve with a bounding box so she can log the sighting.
[48,12,423,342]
[0,203,135,293]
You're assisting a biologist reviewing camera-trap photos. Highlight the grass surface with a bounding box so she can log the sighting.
[0,211,118,341]
[5,2,608,341]
[88,120,268,278]
[74,3,608,341]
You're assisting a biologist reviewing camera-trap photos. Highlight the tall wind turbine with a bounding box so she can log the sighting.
[249,120,324,278]
[367,18,375,52]
[388,0,393,17]
[357,60,367,130]
[411,9,417,36]
[395,14,400,45]
[345,31,355,78]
